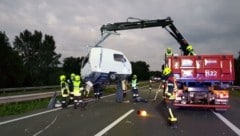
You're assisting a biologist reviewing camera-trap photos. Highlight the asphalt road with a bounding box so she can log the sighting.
[0,83,240,136]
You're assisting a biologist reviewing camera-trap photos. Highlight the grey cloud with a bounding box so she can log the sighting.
[0,0,240,70]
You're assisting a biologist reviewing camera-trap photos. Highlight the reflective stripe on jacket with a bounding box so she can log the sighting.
[61,81,69,97]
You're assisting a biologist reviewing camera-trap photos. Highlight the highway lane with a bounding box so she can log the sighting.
[101,88,239,136]
[0,84,239,136]
[218,95,240,134]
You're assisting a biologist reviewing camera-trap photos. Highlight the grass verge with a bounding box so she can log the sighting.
[0,98,50,117]
[0,87,116,117]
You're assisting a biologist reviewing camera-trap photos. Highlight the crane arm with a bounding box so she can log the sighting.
[100,17,190,55]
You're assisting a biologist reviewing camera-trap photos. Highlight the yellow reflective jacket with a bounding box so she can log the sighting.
[131,79,138,89]
[60,81,69,97]
[73,80,81,96]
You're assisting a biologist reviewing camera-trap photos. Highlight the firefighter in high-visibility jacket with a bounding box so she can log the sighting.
[186,45,196,56]
[73,75,84,109]
[165,47,173,64]
[163,67,177,100]
[60,75,69,108]
[67,73,75,104]
[122,79,128,98]
[131,75,139,98]
[162,67,178,125]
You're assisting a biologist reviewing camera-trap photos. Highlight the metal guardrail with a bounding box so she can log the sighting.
[0,81,155,104]
[0,81,150,94]
[0,84,117,104]
[0,85,60,104]
[0,92,60,104]
[0,85,59,94]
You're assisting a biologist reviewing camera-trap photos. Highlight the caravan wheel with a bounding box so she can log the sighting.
[109,72,117,81]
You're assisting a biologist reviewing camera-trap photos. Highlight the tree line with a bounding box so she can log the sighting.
[0,30,158,88]
[1,30,239,88]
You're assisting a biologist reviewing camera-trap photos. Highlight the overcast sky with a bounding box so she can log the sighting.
[1,0,240,71]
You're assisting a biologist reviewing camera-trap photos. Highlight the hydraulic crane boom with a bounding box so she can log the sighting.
[100,17,190,55]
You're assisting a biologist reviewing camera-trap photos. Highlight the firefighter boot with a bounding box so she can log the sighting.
[167,108,178,128]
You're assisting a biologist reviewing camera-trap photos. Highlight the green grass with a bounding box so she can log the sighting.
[0,98,50,117]
[0,87,117,117]
[104,87,116,94]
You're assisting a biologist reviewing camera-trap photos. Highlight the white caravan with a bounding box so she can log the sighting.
[81,47,132,85]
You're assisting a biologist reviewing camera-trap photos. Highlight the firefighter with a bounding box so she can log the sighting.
[186,45,196,56]
[85,81,93,98]
[162,67,178,125]
[131,75,139,98]
[73,75,83,109]
[60,75,69,108]
[165,48,173,64]
[122,79,128,98]
[129,75,148,103]
[162,67,178,99]
[67,73,75,104]
[93,83,103,99]
[165,48,173,57]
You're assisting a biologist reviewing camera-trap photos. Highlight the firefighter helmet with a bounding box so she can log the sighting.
[167,48,172,53]
[70,73,75,80]
[75,75,81,81]
[186,45,193,51]
[60,75,66,81]
[71,73,75,77]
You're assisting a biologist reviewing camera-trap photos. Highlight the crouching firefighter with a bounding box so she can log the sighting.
[73,75,84,109]
[162,67,178,126]
[60,75,69,108]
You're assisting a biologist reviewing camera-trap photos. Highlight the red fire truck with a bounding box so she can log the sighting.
[167,55,234,111]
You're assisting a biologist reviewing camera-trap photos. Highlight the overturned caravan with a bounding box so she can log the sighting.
[81,47,132,85]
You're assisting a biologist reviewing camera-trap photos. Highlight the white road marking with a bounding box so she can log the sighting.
[0,108,61,126]
[95,109,135,136]
[0,94,116,126]
[32,115,58,136]
[212,111,240,135]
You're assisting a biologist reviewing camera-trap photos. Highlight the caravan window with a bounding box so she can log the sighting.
[114,54,126,62]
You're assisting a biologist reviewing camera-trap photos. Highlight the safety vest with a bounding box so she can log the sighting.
[60,81,69,97]
[131,79,138,89]
[73,81,81,96]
